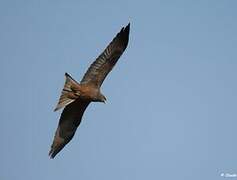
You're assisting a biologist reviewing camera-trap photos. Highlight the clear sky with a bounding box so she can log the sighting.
[1,0,237,180]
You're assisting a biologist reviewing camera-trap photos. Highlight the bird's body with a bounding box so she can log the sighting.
[49,23,130,158]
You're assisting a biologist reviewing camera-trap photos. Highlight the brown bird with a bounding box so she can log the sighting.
[49,23,130,158]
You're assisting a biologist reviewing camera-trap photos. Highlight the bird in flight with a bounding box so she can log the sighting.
[49,23,130,158]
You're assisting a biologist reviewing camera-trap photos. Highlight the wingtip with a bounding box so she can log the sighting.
[126,22,130,28]
[121,23,130,48]
[123,23,130,33]
[49,145,60,159]
[127,22,130,28]
[48,149,55,159]
[119,23,130,34]
[124,23,130,37]
[48,141,66,159]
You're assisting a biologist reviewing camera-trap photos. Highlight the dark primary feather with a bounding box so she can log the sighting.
[80,23,130,87]
[49,99,90,158]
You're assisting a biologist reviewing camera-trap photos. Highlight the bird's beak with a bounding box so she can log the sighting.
[103,97,106,104]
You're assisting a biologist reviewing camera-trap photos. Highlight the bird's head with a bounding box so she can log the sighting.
[98,93,107,103]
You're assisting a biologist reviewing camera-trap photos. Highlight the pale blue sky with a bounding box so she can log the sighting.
[1,0,237,180]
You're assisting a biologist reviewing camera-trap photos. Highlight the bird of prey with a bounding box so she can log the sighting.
[49,23,130,158]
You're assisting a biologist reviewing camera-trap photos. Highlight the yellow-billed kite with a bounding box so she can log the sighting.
[49,23,130,158]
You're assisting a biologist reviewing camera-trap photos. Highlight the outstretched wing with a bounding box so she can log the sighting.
[80,23,130,87]
[49,99,90,158]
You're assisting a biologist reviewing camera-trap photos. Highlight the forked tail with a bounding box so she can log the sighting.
[54,73,81,111]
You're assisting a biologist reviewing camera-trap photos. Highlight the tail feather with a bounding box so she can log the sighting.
[54,73,80,111]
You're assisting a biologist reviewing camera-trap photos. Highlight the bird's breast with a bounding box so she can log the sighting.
[78,84,99,100]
